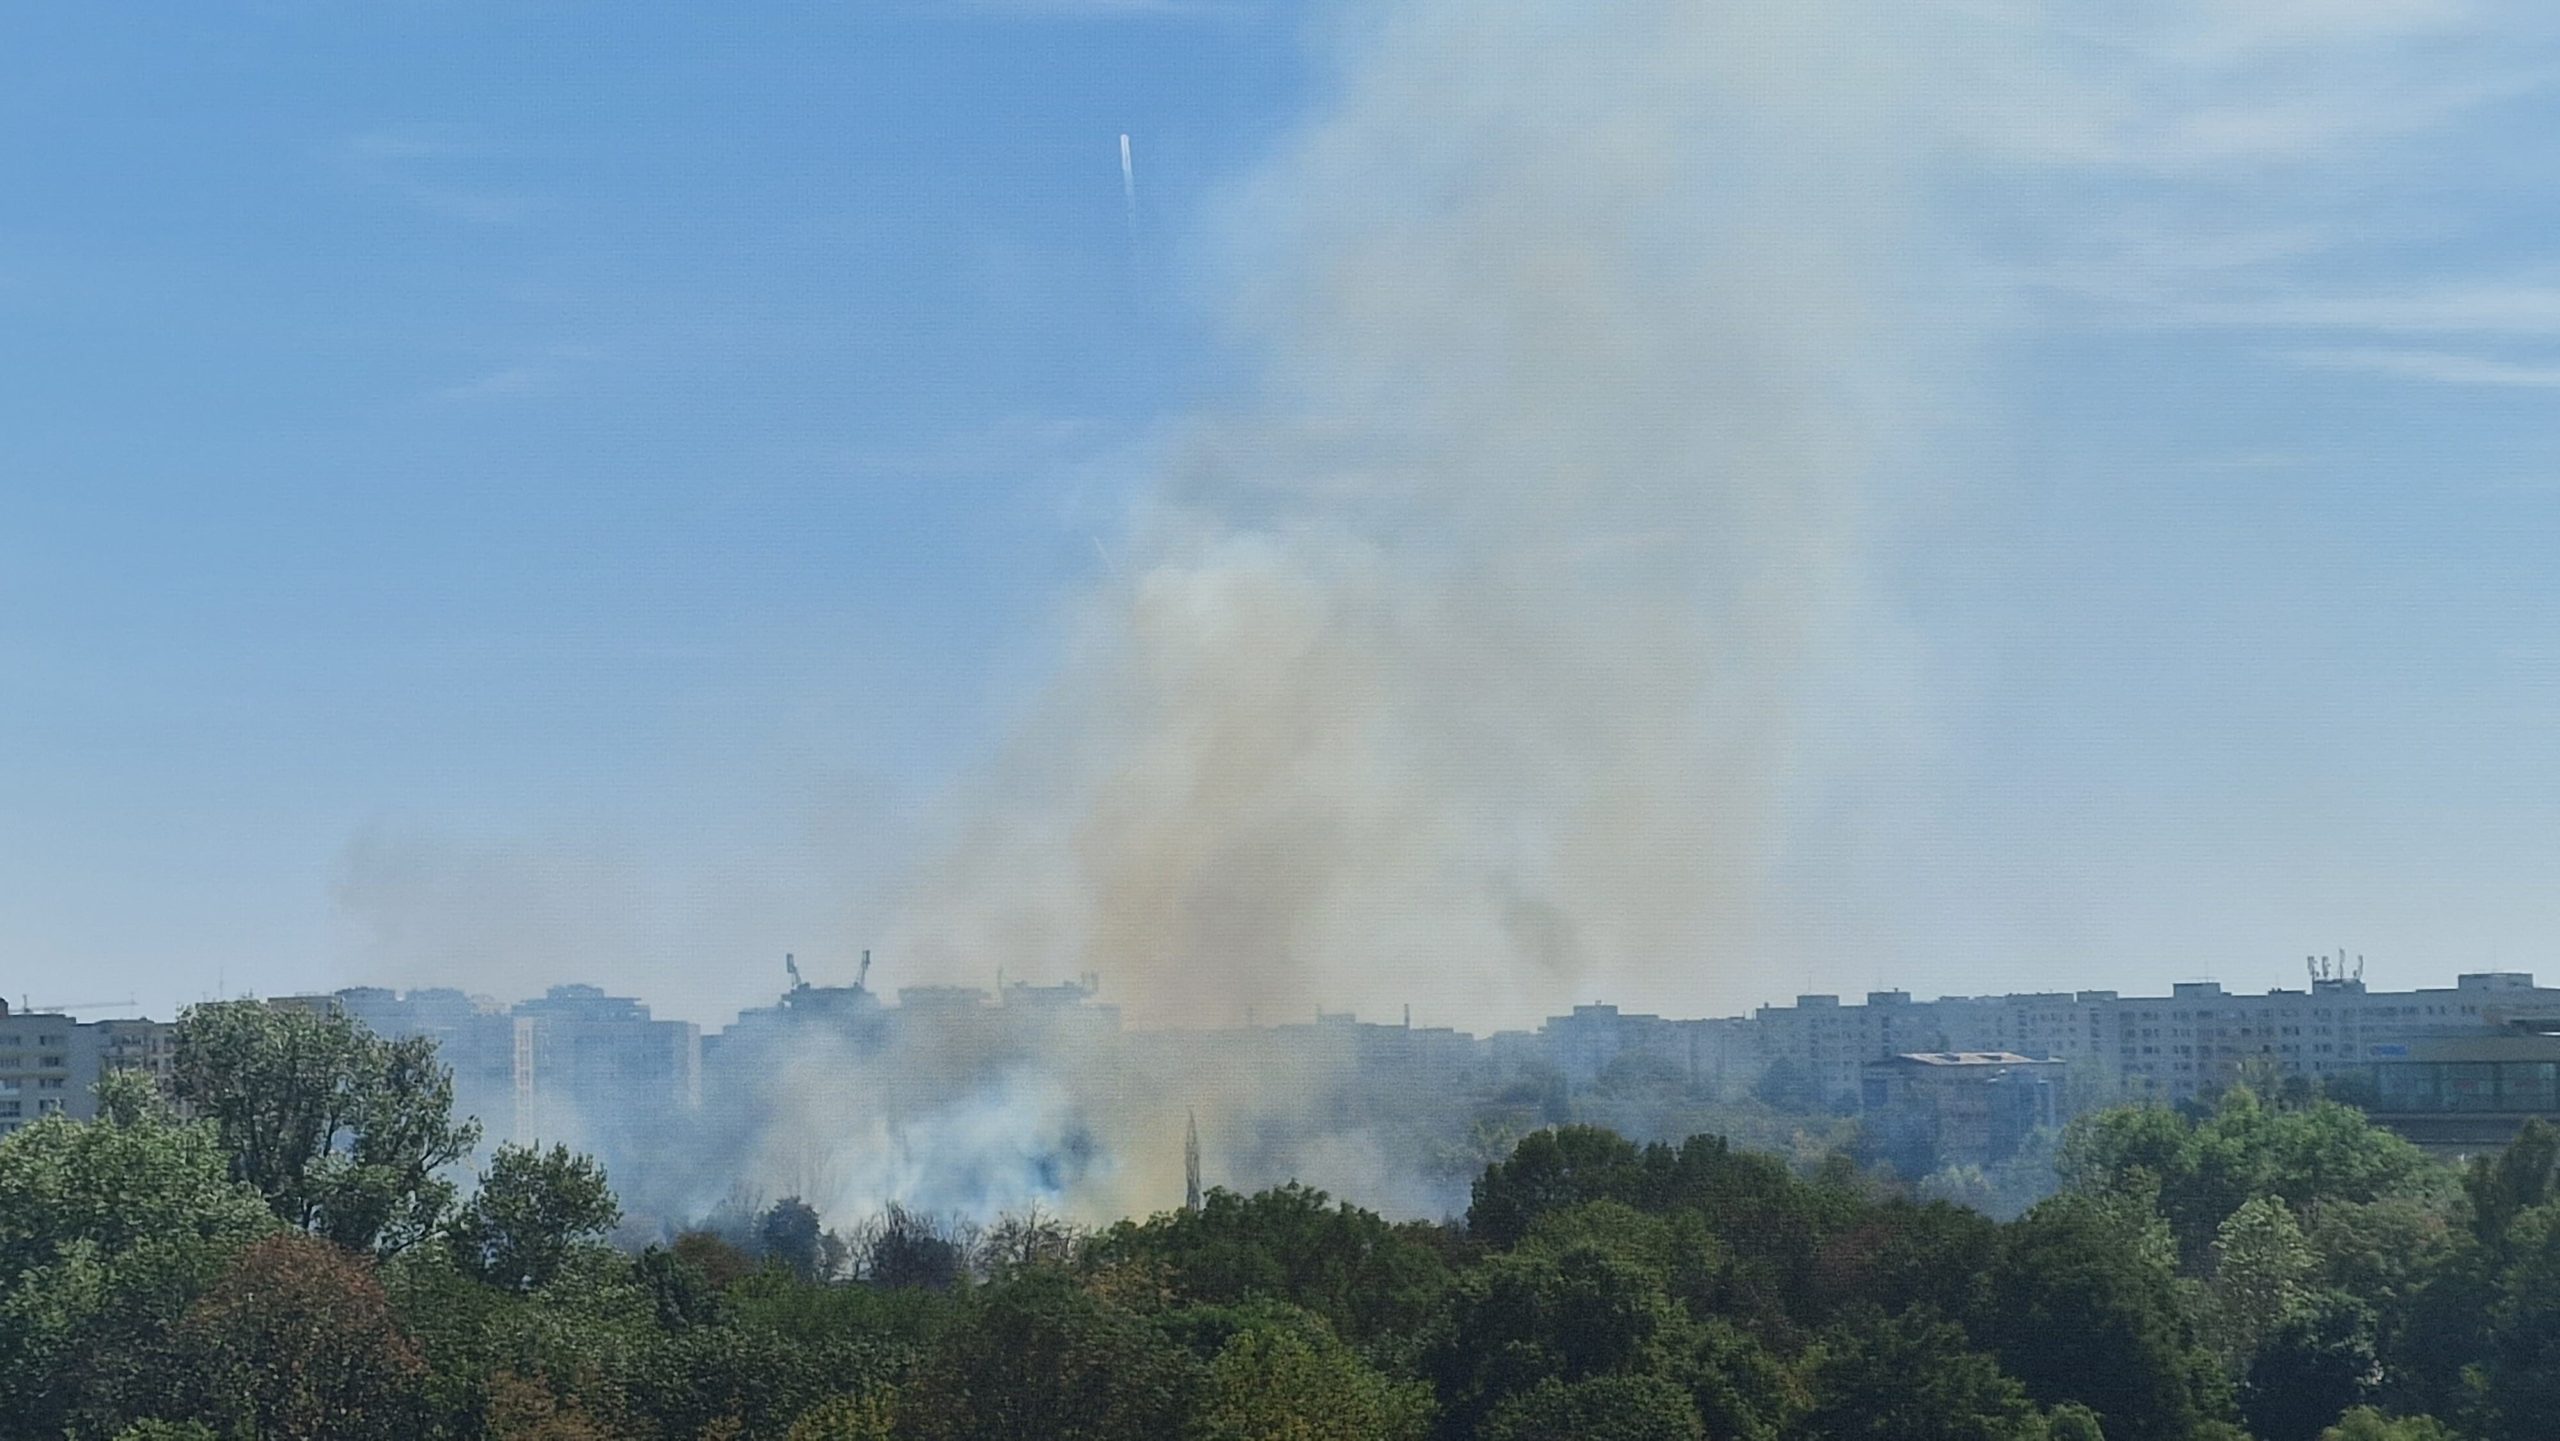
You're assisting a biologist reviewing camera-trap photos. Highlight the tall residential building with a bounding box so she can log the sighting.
[275,984,700,1158]
[1750,970,2560,1107]
[0,1001,99,1134]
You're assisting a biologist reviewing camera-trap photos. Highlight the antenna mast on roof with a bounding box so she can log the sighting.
[785,953,804,990]
[858,949,872,990]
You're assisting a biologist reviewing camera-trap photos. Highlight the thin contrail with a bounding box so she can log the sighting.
[1119,133,1137,238]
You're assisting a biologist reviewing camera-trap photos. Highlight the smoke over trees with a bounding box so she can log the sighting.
[0,1016,2535,1440]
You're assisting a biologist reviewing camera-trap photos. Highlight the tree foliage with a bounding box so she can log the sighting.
[0,1074,275,1440]
[172,1232,429,1440]
[1090,1181,1451,1354]
[6,1049,2538,1441]
[900,1269,1201,1441]
[170,1000,481,1256]
[448,1143,623,1293]
[1190,1311,1430,1441]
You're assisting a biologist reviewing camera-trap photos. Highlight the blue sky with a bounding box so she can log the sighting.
[6,2,2560,1027]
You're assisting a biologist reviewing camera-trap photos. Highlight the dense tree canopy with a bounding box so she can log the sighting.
[0,1025,2524,1441]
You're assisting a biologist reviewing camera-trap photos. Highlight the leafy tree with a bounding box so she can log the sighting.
[1674,1314,1803,1441]
[2204,1196,2316,1369]
[486,1370,626,1441]
[448,1142,623,1292]
[379,1241,659,1437]
[1798,1309,2051,1441]
[2461,1117,2556,1245]
[2319,1408,2456,1441]
[1425,1239,1693,1440]
[1469,1127,1653,1246]
[1975,1197,2234,1441]
[760,1197,826,1281]
[674,1228,761,1290]
[615,1322,901,1440]
[977,1204,1083,1281]
[1801,1199,2002,1330]
[788,1392,897,1441]
[0,1073,275,1440]
[855,1203,965,1290]
[172,1232,429,1440]
[2059,1094,2431,1269]
[170,999,481,1255]
[723,1262,948,1349]
[2240,1292,2381,1441]
[1189,1313,1431,1441]
[901,1269,1202,1441]
[2306,1197,2453,1326]
[2475,1199,2560,1436]
[2378,1238,2494,1424]
[1479,1374,1705,1441]
[633,1243,724,1330]
[1089,1182,1451,1354]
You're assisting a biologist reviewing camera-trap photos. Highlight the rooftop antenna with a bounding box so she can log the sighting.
[785,953,804,990]
[858,949,872,990]
[1184,1109,1202,1213]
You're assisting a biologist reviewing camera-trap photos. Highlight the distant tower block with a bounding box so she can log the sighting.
[1184,1109,1203,1214]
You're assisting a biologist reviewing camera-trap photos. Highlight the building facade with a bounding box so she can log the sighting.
[0,1002,100,1134]
[1754,971,2560,1109]
[1860,1051,2063,1172]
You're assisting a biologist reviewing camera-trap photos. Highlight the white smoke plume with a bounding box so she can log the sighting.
[886,0,2543,1030]
[887,0,1979,1029]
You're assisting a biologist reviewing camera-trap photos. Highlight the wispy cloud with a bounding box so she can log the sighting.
[2192,286,2560,337]
[2281,345,2560,387]
[429,345,601,404]
[335,126,547,225]
[1982,1,2560,370]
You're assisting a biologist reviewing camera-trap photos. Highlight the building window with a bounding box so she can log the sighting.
[2503,1062,2559,1112]
[2445,1063,2500,1112]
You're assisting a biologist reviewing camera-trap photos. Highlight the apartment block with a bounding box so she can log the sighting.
[0,1002,99,1133]
[1751,971,2560,1108]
